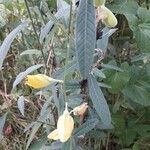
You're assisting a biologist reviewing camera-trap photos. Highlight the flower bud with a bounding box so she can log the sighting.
[57,103,74,142]
[25,74,63,89]
[94,0,106,7]
[72,103,88,116]
[99,5,118,28]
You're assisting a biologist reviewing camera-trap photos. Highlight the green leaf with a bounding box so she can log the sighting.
[124,13,138,31]
[13,64,44,88]
[125,7,150,52]
[75,0,96,79]
[52,60,78,80]
[134,124,150,138]
[106,71,130,94]
[135,22,150,52]
[0,22,28,70]
[98,82,111,89]
[107,0,139,15]
[101,63,123,72]
[120,129,137,146]
[17,96,25,116]
[28,134,47,150]
[97,27,117,52]
[41,141,61,150]
[92,68,106,78]
[0,15,6,27]
[68,95,83,108]
[40,0,70,43]
[137,7,150,23]
[20,49,41,56]
[132,143,140,150]
[62,138,74,150]
[123,85,150,106]
[86,130,106,139]
[52,86,65,115]
[0,113,7,139]
[112,114,125,131]
[74,118,98,137]
[107,1,150,52]
[131,53,150,62]
[26,122,42,150]
[88,74,111,126]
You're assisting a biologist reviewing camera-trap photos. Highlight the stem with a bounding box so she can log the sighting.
[24,0,47,69]
[63,1,73,102]
[106,133,110,150]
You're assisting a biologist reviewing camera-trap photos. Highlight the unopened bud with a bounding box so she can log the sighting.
[25,74,63,89]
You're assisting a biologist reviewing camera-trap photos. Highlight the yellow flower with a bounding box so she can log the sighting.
[25,74,63,89]
[94,0,106,7]
[99,5,118,28]
[48,103,74,143]
[72,103,88,116]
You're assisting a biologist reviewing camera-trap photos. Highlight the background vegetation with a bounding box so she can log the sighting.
[0,0,150,149]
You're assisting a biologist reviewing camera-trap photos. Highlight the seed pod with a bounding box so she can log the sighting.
[94,0,106,7]
[57,103,74,142]
[72,103,88,116]
[47,129,59,140]
[99,5,118,28]
[25,74,63,89]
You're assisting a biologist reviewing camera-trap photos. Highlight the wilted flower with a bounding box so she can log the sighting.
[25,74,63,89]
[72,103,88,116]
[48,103,74,143]
[99,5,118,28]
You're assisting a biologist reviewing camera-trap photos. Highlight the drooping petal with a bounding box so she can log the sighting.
[47,129,59,140]
[57,103,74,142]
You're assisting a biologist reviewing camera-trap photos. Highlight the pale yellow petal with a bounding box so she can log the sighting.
[100,6,118,28]
[47,129,59,140]
[57,103,74,142]
[94,0,106,7]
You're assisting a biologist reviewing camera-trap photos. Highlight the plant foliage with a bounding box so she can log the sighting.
[0,0,150,149]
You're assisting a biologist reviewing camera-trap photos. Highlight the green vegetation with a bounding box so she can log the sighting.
[0,0,150,149]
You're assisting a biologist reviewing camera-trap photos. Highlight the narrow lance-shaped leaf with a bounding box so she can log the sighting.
[13,64,44,88]
[75,0,96,79]
[17,96,25,116]
[0,113,7,139]
[20,49,41,56]
[26,122,42,150]
[62,138,74,150]
[0,22,28,70]
[52,60,78,80]
[88,74,111,126]
[74,118,98,137]
[40,0,70,43]
[97,27,117,52]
